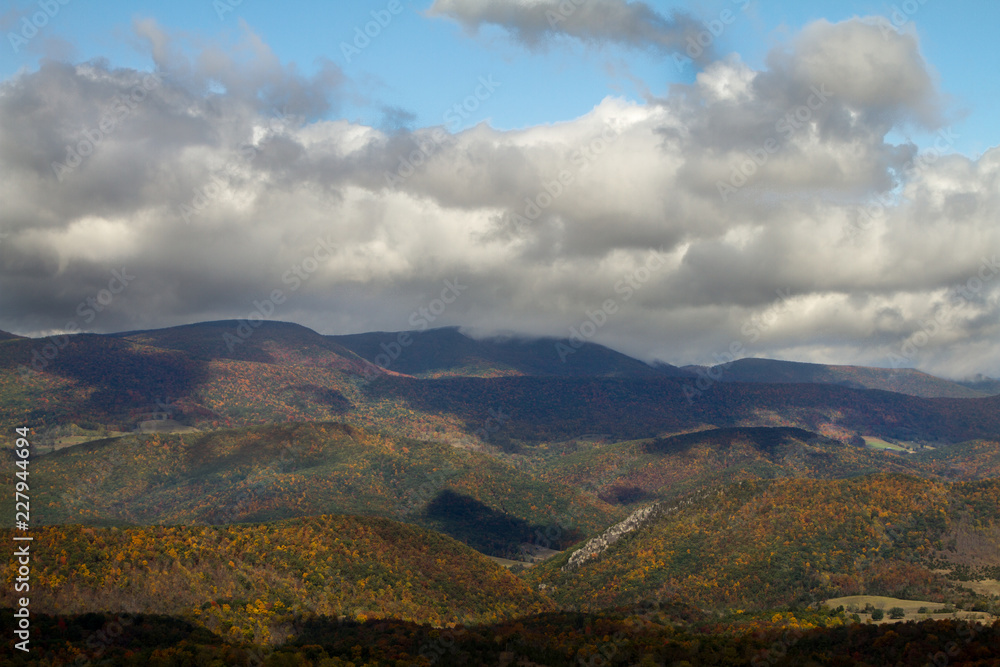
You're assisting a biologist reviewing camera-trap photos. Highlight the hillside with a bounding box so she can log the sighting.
[6,421,622,557]
[330,326,686,378]
[371,375,1000,445]
[684,357,986,398]
[536,426,938,507]
[526,474,1000,612]
[0,515,553,644]
[0,329,22,341]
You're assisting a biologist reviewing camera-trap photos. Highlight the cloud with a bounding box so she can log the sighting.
[0,17,997,378]
[427,0,704,56]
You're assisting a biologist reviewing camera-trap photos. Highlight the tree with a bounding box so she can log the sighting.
[871,608,884,621]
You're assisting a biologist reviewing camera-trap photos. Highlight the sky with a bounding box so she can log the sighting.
[0,0,997,378]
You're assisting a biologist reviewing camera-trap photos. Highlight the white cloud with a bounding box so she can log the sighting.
[0,17,997,376]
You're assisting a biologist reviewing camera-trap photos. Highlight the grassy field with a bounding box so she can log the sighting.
[825,595,997,624]
[863,437,910,452]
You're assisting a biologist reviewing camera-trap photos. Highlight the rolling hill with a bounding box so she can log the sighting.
[525,474,1000,612]
[536,426,939,507]
[0,515,553,642]
[8,421,623,557]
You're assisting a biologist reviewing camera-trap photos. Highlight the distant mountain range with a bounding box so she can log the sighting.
[681,357,995,398]
[4,320,995,397]
[3,321,999,446]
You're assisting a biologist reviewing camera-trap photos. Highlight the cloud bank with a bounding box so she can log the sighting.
[0,16,997,378]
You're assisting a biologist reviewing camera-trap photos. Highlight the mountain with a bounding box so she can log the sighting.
[114,320,364,365]
[0,322,386,434]
[0,329,22,341]
[6,322,1000,446]
[330,326,688,378]
[526,474,1000,612]
[682,357,987,398]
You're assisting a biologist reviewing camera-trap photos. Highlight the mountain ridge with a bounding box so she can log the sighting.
[682,356,988,398]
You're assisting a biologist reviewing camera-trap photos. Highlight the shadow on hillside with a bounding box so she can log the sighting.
[42,336,210,420]
[422,489,583,558]
[643,426,824,457]
[286,384,353,414]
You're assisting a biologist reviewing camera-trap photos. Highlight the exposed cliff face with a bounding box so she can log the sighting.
[563,489,723,571]
[563,503,663,571]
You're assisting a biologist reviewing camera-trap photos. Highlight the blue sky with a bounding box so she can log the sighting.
[2,0,995,155]
[1,1,998,377]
